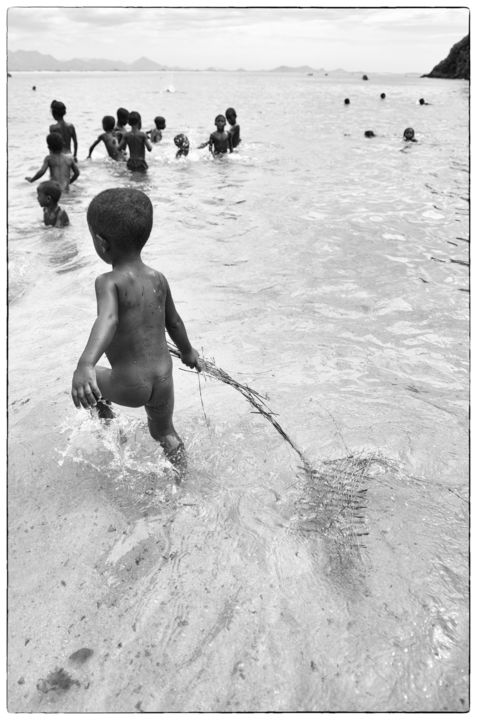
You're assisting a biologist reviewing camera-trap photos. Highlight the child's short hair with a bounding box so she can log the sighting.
[225,107,236,119]
[102,115,116,132]
[154,116,166,129]
[128,111,141,127]
[38,180,62,202]
[87,188,153,252]
[116,107,129,124]
[47,132,64,152]
[215,114,226,123]
[50,100,66,118]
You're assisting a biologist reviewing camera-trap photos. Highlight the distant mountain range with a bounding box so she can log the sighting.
[8,50,329,74]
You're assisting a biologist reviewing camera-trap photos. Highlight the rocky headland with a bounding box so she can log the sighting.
[423,34,469,80]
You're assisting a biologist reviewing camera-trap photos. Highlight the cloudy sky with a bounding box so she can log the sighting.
[7,4,470,73]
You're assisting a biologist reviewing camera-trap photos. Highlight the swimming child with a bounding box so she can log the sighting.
[344,98,350,105]
[26,132,80,193]
[118,111,152,172]
[380,92,386,99]
[49,100,78,161]
[403,127,417,142]
[87,116,123,160]
[113,107,129,144]
[71,187,200,469]
[174,134,190,158]
[147,116,166,143]
[198,114,231,155]
[364,130,376,138]
[37,180,69,228]
[419,98,430,106]
[225,107,241,148]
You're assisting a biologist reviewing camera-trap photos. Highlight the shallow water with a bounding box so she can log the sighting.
[8,71,469,711]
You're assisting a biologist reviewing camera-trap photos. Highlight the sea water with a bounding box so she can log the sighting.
[7,71,469,711]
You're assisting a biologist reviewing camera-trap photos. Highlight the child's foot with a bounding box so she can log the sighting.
[95,398,115,421]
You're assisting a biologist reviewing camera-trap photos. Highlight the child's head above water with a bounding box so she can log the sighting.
[128,111,141,128]
[215,114,226,129]
[225,107,237,124]
[37,180,62,206]
[116,107,129,125]
[87,188,153,260]
[47,132,64,153]
[102,115,116,132]
[50,99,66,120]
[154,116,166,130]
[403,127,416,141]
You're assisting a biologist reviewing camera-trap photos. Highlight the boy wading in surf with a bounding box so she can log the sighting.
[71,188,200,470]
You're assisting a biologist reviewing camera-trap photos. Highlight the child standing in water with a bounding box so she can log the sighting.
[198,114,232,155]
[71,188,200,469]
[36,180,69,227]
[26,133,80,193]
[49,100,78,161]
[113,107,129,144]
[87,116,123,160]
[225,107,241,148]
[118,111,152,172]
[147,116,166,143]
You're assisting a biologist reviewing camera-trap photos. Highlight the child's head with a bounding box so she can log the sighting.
[154,116,166,130]
[364,130,376,138]
[102,115,116,132]
[116,107,129,125]
[403,127,415,141]
[46,132,64,153]
[87,188,153,261]
[37,180,62,207]
[419,98,425,105]
[225,107,237,124]
[215,114,226,130]
[50,100,66,120]
[380,92,386,99]
[344,98,350,105]
[128,111,141,128]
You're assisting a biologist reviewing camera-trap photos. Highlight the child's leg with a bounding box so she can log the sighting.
[145,375,185,468]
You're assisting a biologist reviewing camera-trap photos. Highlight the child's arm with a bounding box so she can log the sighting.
[71,275,118,408]
[164,279,200,369]
[25,157,49,183]
[70,124,78,161]
[144,134,153,152]
[118,134,127,151]
[69,158,80,184]
[56,208,70,227]
[87,136,102,158]
[198,134,213,150]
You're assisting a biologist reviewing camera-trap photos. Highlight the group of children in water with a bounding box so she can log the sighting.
[343,92,429,142]
[23,91,426,473]
[25,100,242,229]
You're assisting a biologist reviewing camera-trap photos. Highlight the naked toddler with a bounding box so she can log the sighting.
[71,188,200,469]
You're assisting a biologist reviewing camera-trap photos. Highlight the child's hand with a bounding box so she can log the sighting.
[71,363,102,408]
[25,177,32,183]
[180,348,201,371]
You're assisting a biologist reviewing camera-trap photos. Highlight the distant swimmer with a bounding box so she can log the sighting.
[118,111,152,172]
[198,114,232,155]
[49,100,78,161]
[364,130,376,138]
[419,98,431,106]
[26,132,79,193]
[87,115,123,160]
[113,107,129,144]
[380,92,386,99]
[147,116,166,143]
[403,127,417,142]
[174,134,190,158]
[362,74,369,81]
[344,98,350,105]
[36,180,69,228]
[32,85,36,91]
[71,187,201,471]
[225,107,241,148]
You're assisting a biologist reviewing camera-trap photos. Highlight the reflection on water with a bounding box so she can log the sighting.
[8,71,468,711]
